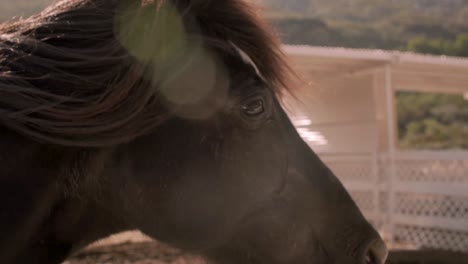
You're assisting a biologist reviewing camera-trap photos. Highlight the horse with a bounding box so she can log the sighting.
[0,0,388,263]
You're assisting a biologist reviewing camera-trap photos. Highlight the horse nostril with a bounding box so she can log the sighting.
[364,238,388,264]
[365,250,377,264]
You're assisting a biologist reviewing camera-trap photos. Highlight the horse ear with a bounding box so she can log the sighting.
[230,41,266,81]
[184,0,294,87]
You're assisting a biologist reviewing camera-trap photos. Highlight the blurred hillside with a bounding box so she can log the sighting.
[0,0,51,22]
[264,0,468,24]
[263,0,468,51]
[2,0,467,52]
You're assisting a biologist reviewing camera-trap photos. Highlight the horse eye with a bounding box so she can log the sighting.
[242,99,265,117]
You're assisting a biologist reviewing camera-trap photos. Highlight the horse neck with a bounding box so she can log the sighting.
[0,128,125,263]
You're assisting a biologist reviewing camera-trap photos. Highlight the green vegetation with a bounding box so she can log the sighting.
[263,0,468,51]
[407,33,468,57]
[397,92,468,150]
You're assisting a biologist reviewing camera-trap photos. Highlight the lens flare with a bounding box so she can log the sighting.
[116,1,187,66]
[159,48,229,120]
[115,1,228,120]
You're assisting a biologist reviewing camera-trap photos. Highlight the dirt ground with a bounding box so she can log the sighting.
[65,232,468,264]
[65,232,206,264]
[66,241,205,264]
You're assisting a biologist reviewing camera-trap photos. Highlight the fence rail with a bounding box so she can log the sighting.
[320,151,468,252]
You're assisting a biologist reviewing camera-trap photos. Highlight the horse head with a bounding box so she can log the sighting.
[0,0,387,263]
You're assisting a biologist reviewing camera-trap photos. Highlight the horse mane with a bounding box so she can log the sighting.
[0,0,295,147]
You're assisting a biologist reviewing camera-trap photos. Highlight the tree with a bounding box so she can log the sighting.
[397,92,468,150]
[454,33,468,57]
[406,33,468,57]
[407,37,446,55]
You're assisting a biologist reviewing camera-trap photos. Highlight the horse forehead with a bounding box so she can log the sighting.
[229,42,266,82]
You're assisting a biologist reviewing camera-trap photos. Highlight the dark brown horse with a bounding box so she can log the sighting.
[0,0,388,263]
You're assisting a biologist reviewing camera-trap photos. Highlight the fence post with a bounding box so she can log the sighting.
[384,64,396,247]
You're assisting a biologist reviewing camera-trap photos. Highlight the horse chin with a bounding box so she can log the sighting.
[204,237,331,264]
[206,249,329,264]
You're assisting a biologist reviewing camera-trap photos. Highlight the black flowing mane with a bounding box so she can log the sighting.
[0,0,294,147]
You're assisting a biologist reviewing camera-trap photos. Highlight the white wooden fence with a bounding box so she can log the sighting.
[320,151,468,252]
